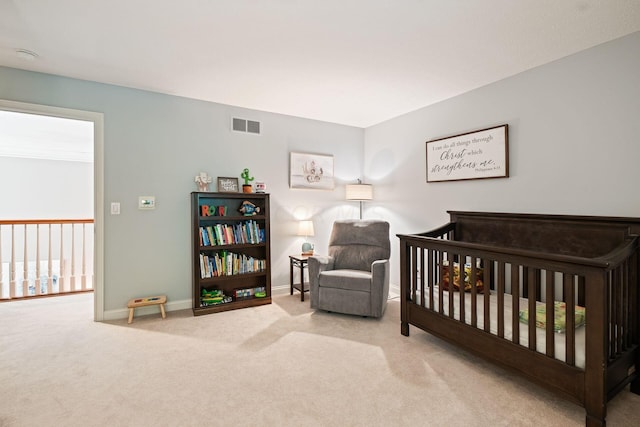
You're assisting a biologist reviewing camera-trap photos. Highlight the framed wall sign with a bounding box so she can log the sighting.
[426,124,509,183]
[289,152,335,190]
[217,177,239,192]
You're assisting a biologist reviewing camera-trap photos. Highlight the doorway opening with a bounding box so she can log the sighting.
[0,100,104,320]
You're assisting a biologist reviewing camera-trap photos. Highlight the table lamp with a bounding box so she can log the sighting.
[297,220,315,255]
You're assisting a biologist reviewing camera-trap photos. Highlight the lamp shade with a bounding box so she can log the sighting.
[345,183,373,201]
[297,220,315,237]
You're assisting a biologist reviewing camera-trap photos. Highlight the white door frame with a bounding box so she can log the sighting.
[0,99,105,321]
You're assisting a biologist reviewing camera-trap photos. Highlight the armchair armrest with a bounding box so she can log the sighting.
[370,259,390,317]
[308,255,334,309]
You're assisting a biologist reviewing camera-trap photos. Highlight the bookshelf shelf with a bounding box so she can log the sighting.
[191,192,271,316]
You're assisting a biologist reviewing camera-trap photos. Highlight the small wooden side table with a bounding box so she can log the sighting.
[289,254,311,301]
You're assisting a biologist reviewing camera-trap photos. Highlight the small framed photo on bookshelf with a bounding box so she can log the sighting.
[217,177,239,192]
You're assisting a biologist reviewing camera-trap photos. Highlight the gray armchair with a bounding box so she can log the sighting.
[308,220,390,318]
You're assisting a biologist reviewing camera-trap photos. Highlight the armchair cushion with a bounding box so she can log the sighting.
[318,269,372,292]
[331,245,388,271]
[328,220,391,271]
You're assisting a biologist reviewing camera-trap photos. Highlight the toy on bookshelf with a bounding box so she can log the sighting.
[238,200,260,216]
[234,286,266,299]
[195,172,213,191]
[201,289,232,306]
[200,204,228,217]
[241,168,255,193]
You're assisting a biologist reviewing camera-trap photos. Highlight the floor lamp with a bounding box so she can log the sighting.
[345,180,373,219]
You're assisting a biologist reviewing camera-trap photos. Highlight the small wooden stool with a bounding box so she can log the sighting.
[127,295,167,324]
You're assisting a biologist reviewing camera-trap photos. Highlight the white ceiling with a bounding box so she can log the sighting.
[1,0,639,128]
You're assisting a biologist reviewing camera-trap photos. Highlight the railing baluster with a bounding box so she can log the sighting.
[10,225,16,298]
[81,223,87,290]
[48,224,53,293]
[22,224,29,297]
[59,223,65,293]
[70,224,76,291]
[0,225,4,299]
[36,224,42,294]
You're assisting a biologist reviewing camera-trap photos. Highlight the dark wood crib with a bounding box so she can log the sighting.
[397,211,640,426]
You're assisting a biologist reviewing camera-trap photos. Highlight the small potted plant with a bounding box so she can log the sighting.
[241,168,254,193]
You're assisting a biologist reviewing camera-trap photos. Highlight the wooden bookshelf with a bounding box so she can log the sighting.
[191,192,271,315]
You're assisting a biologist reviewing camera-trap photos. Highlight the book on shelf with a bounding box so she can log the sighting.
[199,250,266,279]
[200,220,264,247]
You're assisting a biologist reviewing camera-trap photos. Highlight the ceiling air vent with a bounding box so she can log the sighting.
[232,117,261,135]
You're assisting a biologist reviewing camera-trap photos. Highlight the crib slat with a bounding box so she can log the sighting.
[609,269,617,358]
[497,261,505,338]
[428,249,434,310]
[616,265,624,353]
[611,267,618,355]
[564,274,575,366]
[528,268,537,351]
[577,275,586,307]
[483,259,491,332]
[630,251,639,346]
[545,270,555,358]
[419,249,425,308]
[410,245,418,304]
[459,252,466,323]
[438,252,444,314]
[448,253,455,319]
[511,264,520,344]
[470,256,477,328]
[623,259,630,350]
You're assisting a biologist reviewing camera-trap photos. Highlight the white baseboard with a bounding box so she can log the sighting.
[271,283,292,295]
[102,283,399,321]
[102,298,191,321]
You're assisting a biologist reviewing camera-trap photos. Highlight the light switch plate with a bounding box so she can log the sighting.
[138,196,155,210]
[110,202,120,215]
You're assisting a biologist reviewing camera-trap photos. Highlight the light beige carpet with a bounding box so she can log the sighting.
[1,292,639,427]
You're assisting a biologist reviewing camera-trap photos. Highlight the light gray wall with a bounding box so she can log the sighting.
[364,31,640,285]
[0,66,364,313]
[0,157,93,218]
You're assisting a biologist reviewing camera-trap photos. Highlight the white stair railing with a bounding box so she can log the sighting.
[0,219,94,300]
